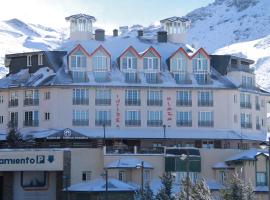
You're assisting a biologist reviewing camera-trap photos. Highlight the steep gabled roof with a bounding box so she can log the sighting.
[140,46,161,58]
[90,45,111,58]
[190,48,210,59]
[68,44,90,56]
[118,46,140,58]
[65,13,96,22]
[160,16,190,23]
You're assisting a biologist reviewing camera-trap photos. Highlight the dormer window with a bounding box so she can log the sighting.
[171,52,189,83]
[71,50,87,69]
[38,54,43,66]
[92,51,109,72]
[143,57,159,71]
[192,53,209,84]
[122,52,137,71]
[242,76,253,88]
[27,55,32,67]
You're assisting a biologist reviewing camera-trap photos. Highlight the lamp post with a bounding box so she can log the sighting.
[103,123,106,146]
[101,169,109,200]
[163,124,166,147]
[62,175,69,200]
[260,137,270,200]
[180,151,190,200]
[136,161,145,194]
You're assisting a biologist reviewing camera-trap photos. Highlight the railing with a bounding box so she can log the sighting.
[124,73,141,83]
[176,100,192,106]
[125,120,141,126]
[240,102,252,109]
[73,98,89,105]
[145,73,162,84]
[256,104,260,110]
[95,99,111,106]
[95,120,111,126]
[105,146,136,154]
[72,120,89,126]
[241,123,252,129]
[177,120,192,127]
[24,120,39,127]
[147,99,163,106]
[198,121,214,127]
[137,146,165,154]
[228,65,254,73]
[173,73,192,84]
[147,120,163,127]
[24,98,39,106]
[198,100,213,107]
[125,99,141,106]
[8,99,18,107]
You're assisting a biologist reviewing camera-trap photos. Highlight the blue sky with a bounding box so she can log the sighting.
[1,0,214,30]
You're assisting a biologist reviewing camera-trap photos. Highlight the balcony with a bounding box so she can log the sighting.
[94,72,110,83]
[198,100,213,107]
[125,99,141,106]
[95,99,111,106]
[73,98,89,105]
[173,73,192,84]
[24,120,39,127]
[147,120,163,127]
[194,73,212,84]
[241,122,252,129]
[125,120,141,127]
[145,73,162,84]
[24,98,39,106]
[147,99,162,106]
[256,104,260,110]
[177,120,192,127]
[176,100,192,107]
[124,73,141,83]
[72,120,89,126]
[95,120,111,126]
[198,121,214,127]
[8,99,18,107]
[240,102,252,109]
[228,65,255,74]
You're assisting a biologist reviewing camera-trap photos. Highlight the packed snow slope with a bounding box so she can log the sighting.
[0,18,65,77]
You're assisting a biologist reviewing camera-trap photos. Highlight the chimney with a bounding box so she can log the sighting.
[113,29,118,37]
[137,30,143,37]
[157,31,167,43]
[95,29,105,41]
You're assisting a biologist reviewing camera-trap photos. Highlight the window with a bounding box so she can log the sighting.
[202,140,214,149]
[176,91,192,106]
[82,171,92,181]
[173,172,198,184]
[125,110,141,126]
[122,52,137,70]
[125,90,140,106]
[143,56,159,71]
[255,96,260,110]
[0,116,3,124]
[9,112,18,128]
[27,55,32,67]
[147,90,162,106]
[119,171,126,181]
[92,51,109,72]
[256,116,260,130]
[171,53,187,72]
[192,53,208,83]
[44,91,50,100]
[240,113,252,129]
[198,91,213,106]
[44,112,50,121]
[70,50,87,68]
[24,90,39,106]
[144,170,151,184]
[147,111,163,126]
[95,89,111,105]
[71,71,87,83]
[176,111,192,127]
[234,94,237,103]
[0,95,3,104]
[198,111,213,127]
[72,110,89,126]
[73,88,89,105]
[240,93,251,109]
[256,172,267,186]
[24,111,39,126]
[95,110,111,126]
[38,54,43,65]
[242,76,253,87]
[219,171,226,183]
[21,172,47,189]
[145,72,160,83]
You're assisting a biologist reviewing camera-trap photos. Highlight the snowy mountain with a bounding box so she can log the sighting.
[0,18,66,78]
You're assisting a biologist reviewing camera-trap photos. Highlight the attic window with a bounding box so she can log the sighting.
[38,54,43,66]
[27,55,32,67]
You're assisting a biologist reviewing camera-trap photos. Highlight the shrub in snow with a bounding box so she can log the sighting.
[6,128,23,146]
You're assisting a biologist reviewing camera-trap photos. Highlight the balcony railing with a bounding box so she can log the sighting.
[24,120,39,127]
[72,120,89,126]
[147,99,163,106]
[241,122,252,129]
[177,120,192,127]
[228,65,255,74]
[147,120,163,127]
[198,100,213,107]
[125,99,141,106]
[95,120,111,126]
[95,99,111,106]
[198,121,214,127]
[176,100,192,106]
[240,102,252,109]
[256,104,260,110]
[145,73,162,84]
[73,98,89,105]
[125,120,141,126]
[8,99,18,107]
[24,98,39,106]
[124,73,141,83]
[173,73,192,84]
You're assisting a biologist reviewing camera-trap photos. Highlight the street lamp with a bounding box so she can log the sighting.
[179,151,190,200]
[101,169,109,200]
[260,138,270,200]
[136,161,144,194]
[62,175,69,200]
[103,124,106,146]
[163,124,166,146]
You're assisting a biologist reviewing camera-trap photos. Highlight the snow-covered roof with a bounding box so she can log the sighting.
[105,158,153,169]
[160,16,190,23]
[212,162,233,169]
[225,149,268,163]
[65,14,96,22]
[22,127,267,141]
[67,178,136,192]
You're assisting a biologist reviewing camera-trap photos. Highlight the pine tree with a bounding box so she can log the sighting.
[245,181,255,200]
[156,172,175,200]
[6,128,22,146]
[141,183,154,200]
[177,177,194,200]
[191,179,212,200]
